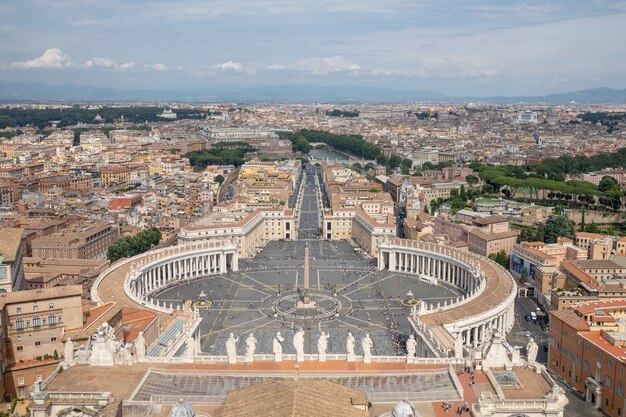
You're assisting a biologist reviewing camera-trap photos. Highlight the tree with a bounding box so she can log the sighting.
[460,184,466,201]
[598,176,619,193]
[495,250,509,268]
[215,174,225,185]
[543,215,575,243]
[466,175,479,188]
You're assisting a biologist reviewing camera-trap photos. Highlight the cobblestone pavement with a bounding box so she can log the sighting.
[155,240,462,355]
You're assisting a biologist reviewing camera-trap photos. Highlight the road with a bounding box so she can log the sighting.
[296,165,322,239]
[507,297,549,363]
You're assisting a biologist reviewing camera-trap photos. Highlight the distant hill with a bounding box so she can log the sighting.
[466,87,626,104]
[0,80,625,104]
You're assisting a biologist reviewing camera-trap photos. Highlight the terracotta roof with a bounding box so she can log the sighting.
[468,228,520,241]
[551,308,590,331]
[472,215,508,225]
[220,379,369,417]
[576,232,606,239]
[0,227,23,262]
[561,261,599,290]
[575,299,626,315]
[0,285,82,310]
[575,260,625,270]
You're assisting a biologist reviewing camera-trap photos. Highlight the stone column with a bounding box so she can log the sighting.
[232,251,239,272]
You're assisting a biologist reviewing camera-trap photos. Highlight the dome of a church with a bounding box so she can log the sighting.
[392,399,418,417]
[169,399,195,417]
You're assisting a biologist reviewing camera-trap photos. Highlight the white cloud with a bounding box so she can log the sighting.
[292,56,361,75]
[211,61,243,72]
[10,48,73,69]
[151,63,169,72]
[84,57,115,68]
[265,64,285,70]
[83,57,134,70]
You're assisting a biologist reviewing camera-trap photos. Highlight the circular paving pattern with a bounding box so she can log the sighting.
[154,240,463,356]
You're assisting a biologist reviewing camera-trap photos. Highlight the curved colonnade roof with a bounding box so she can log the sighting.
[409,252,514,327]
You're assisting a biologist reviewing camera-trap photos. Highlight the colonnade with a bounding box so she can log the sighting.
[129,249,238,300]
[377,238,516,358]
[381,249,481,293]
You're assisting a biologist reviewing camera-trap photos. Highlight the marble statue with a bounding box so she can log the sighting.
[526,337,538,364]
[32,381,41,394]
[406,335,417,362]
[64,337,75,364]
[90,324,115,366]
[317,332,329,362]
[75,345,91,365]
[185,334,196,358]
[346,332,356,362]
[273,332,284,362]
[454,333,464,359]
[134,331,146,359]
[362,333,373,363]
[116,343,134,366]
[245,333,257,363]
[293,329,305,362]
[226,333,239,364]
[102,322,118,357]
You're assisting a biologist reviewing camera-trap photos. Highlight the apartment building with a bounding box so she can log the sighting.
[31,222,120,260]
[0,228,25,293]
[0,286,83,401]
[510,239,587,295]
[179,205,295,257]
[550,300,626,416]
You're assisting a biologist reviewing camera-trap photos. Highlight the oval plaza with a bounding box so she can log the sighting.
[38,163,568,417]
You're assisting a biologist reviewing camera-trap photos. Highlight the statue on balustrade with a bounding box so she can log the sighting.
[526,337,538,364]
[317,332,329,361]
[64,337,75,364]
[346,332,356,361]
[406,335,417,360]
[245,333,257,362]
[226,333,239,364]
[293,329,305,362]
[362,334,374,363]
[273,332,284,362]
[134,331,146,359]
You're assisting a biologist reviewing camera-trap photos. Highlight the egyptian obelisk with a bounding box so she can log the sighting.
[303,243,310,304]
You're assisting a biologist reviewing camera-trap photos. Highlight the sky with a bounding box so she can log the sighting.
[1,0,626,97]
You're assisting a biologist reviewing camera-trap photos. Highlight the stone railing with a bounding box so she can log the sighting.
[139,353,466,365]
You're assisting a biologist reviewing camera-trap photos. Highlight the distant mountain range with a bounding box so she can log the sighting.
[1,80,625,104]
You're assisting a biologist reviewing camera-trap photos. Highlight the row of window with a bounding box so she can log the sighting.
[15,303,54,314]
[14,314,59,329]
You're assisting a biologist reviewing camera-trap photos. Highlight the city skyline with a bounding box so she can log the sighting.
[1,0,626,98]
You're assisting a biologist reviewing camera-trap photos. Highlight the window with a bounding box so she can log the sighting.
[618,384,624,397]
[16,307,21,314]
[15,318,23,330]
[48,314,56,325]
[584,361,590,372]
[606,376,612,388]
[17,378,24,386]
[32,316,41,327]
[51,337,56,342]
[16,346,22,351]
[17,388,24,398]
[34,341,40,346]
[33,305,38,312]
[36,375,42,382]
[49,303,54,309]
